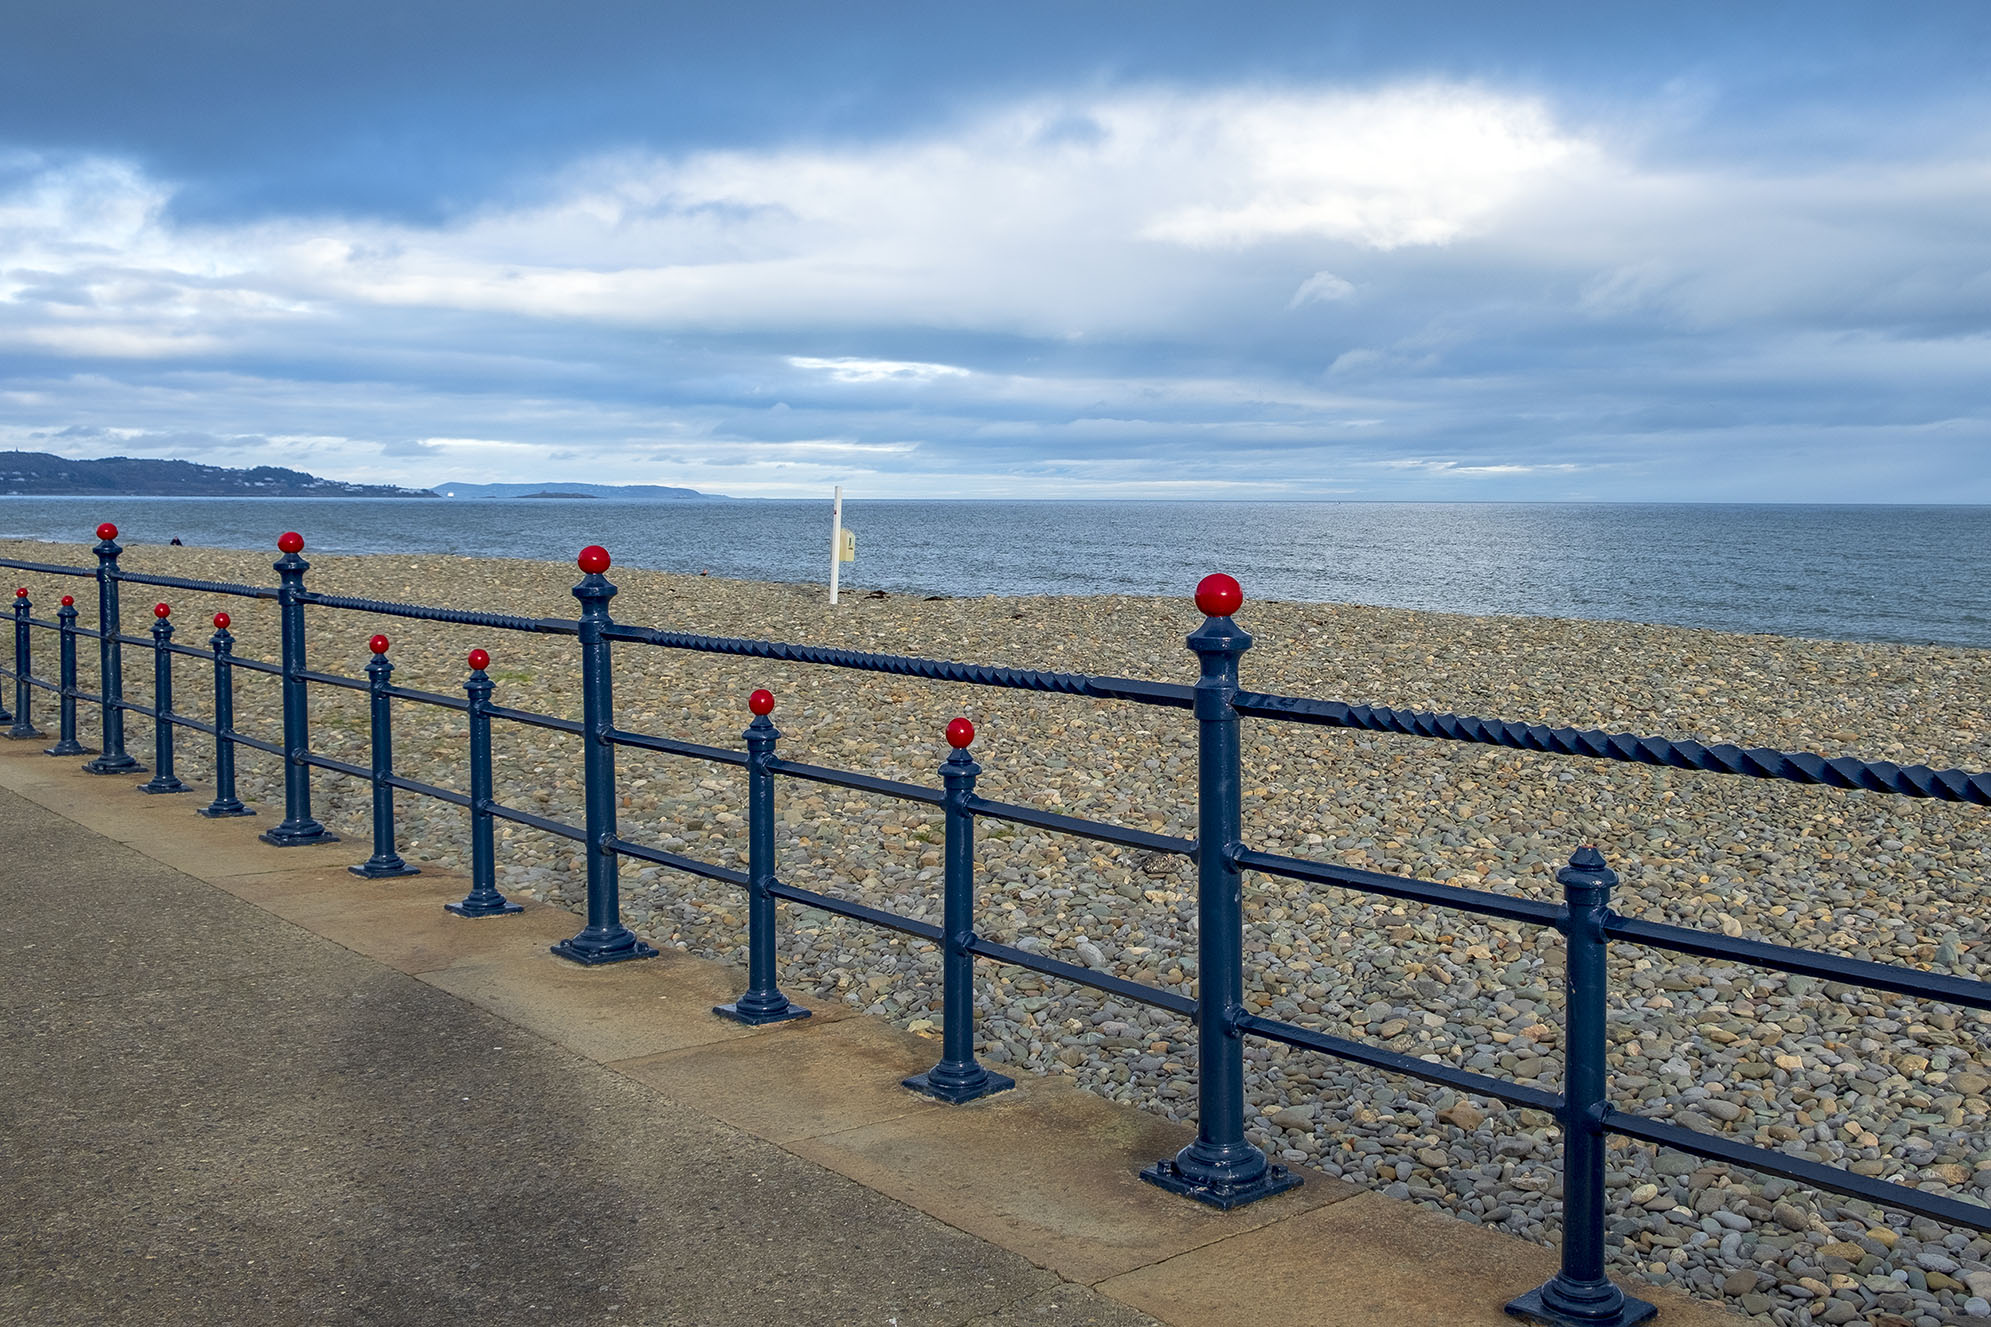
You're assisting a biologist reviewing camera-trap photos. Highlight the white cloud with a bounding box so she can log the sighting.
[787,356,970,383]
[1289,270,1355,307]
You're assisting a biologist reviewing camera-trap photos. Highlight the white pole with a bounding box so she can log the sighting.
[828,485,843,606]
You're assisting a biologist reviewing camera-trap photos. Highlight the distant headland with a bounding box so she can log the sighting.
[431,481,732,501]
[0,452,429,498]
[0,452,733,501]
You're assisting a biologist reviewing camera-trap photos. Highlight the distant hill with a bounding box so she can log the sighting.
[0,452,428,498]
[432,481,731,501]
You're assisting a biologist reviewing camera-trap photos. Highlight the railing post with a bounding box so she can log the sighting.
[551,546,657,964]
[8,588,42,739]
[351,634,417,876]
[44,594,89,757]
[1508,847,1655,1327]
[198,612,252,817]
[82,522,144,775]
[260,531,335,846]
[715,688,810,1024]
[136,604,187,794]
[906,717,1014,1102]
[1143,574,1300,1208]
[447,648,521,917]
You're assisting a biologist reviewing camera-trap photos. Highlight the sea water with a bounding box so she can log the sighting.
[1,497,1984,649]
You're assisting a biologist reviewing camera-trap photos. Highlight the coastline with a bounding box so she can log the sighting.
[6,534,1989,1323]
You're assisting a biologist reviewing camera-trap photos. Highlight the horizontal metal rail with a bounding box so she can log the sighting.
[1238,847,1561,926]
[615,729,747,767]
[968,934,1199,1018]
[968,795,1194,856]
[767,756,943,805]
[608,620,1196,708]
[1235,691,1991,805]
[1606,915,1991,1010]
[1603,1108,1991,1234]
[1238,1011,1564,1113]
[301,589,578,636]
[0,557,93,578]
[112,569,279,600]
[767,879,943,942]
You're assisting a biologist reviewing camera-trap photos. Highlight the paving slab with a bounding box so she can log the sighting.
[237,868,578,973]
[789,1074,1358,1285]
[1096,1191,1742,1327]
[611,1012,945,1143]
[0,782,1158,1327]
[419,943,850,1063]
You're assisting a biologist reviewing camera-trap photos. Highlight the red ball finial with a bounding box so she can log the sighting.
[577,545,611,574]
[467,648,490,671]
[96,522,118,541]
[212,611,230,629]
[61,595,74,607]
[1194,573,1243,618]
[14,588,25,599]
[369,634,390,655]
[154,603,170,618]
[277,531,304,554]
[748,688,775,716]
[946,717,975,749]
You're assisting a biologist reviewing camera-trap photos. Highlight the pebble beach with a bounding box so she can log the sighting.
[8,534,1990,1327]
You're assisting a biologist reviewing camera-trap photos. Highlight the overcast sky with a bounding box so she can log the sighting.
[1,2,1987,499]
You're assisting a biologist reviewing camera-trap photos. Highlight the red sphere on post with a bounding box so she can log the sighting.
[61,595,74,607]
[1194,573,1243,618]
[277,531,304,554]
[577,545,611,575]
[154,603,170,618]
[748,688,775,716]
[369,634,390,655]
[945,717,975,749]
[14,588,25,599]
[96,522,118,541]
[467,648,490,671]
[212,611,230,629]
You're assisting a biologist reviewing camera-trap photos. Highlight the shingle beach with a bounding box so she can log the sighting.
[9,535,1989,1327]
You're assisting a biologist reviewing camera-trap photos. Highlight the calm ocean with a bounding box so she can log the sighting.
[2,497,1985,649]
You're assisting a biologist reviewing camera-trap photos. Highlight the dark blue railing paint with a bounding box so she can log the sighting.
[198,613,252,818]
[1142,581,1299,1208]
[714,690,810,1025]
[81,527,142,775]
[44,595,87,757]
[447,651,520,918]
[8,591,41,740]
[136,607,187,795]
[904,721,1014,1104]
[351,636,416,875]
[262,534,334,845]
[549,550,656,965]
[1,528,1988,1327]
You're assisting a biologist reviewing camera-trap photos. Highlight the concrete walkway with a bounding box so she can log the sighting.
[0,744,1742,1326]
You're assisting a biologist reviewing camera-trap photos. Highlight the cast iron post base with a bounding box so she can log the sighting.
[550,926,658,965]
[1139,1157,1302,1210]
[1506,1282,1657,1327]
[713,996,811,1026]
[5,723,43,741]
[44,739,91,757]
[197,799,255,818]
[82,752,143,776]
[259,819,338,847]
[446,894,522,918]
[136,773,189,795]
[351,855,420,879]
[903,1065,1015,1105]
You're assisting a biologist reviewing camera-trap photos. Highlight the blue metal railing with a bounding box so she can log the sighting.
[2,524,1988,1327]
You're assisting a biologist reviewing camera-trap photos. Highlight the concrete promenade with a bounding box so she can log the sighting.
[0,742,1741,1326]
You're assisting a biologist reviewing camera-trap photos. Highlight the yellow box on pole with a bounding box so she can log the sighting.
[839,528,856,562]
